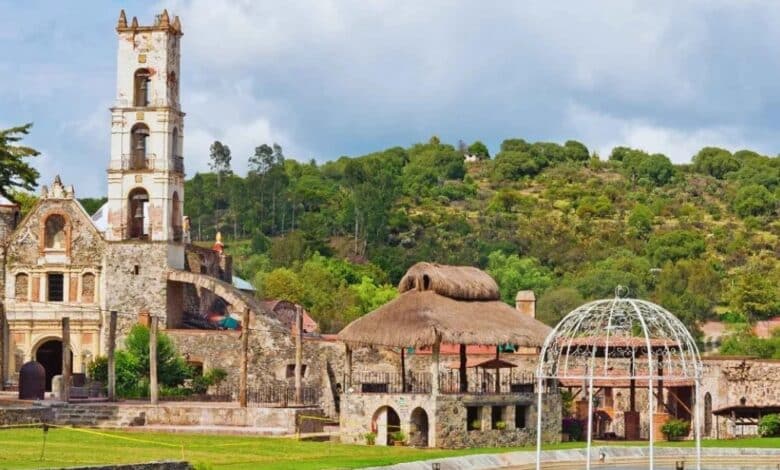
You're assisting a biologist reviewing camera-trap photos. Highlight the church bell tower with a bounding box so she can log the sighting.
[106,9,184,250]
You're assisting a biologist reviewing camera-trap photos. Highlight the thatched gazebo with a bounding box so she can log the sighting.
[337,262,557,448]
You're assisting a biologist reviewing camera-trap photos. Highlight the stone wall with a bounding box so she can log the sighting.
[63,462,191,470]
[0,406,53,425]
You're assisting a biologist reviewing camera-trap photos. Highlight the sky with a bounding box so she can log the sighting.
[3,0,780,197]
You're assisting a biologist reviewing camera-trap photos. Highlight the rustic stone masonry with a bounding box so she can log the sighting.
[0,406,53,425]
[63,462,191,470]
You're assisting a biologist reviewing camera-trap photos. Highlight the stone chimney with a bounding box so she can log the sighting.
[515,290,536,318]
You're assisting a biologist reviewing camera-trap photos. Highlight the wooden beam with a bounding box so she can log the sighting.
[459,344,467,393]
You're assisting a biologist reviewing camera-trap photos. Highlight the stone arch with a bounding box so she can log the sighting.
[409,407,430,447]
[81,271,97,303]
[167,269,256,314]
[172,191,182,241]
[32,336,75,392]
[128,187,150,239]
[134,68,151,107]
[131,123,150,169]
[43,213,69,252]
[704,392,712,436]
[371,406,400,446]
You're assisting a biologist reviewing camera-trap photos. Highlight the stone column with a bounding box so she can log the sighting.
[61,317,71,401]
[431,339,440,396]
[294,306,303,404]
[0,309,8,390]
[108,311,117,401]
[149,315,158,405]
[239,308,250,408]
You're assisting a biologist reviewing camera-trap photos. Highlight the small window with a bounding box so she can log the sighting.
[81,273,96,303]
[15,273,29,301]
[134,265,140,275]
[491,406,505,430]
[188,361,204,376]
[134,69,151,107]
[47,273,64,302]
[44,214,67,250]
[515,405,527,429]
[285,364,307,378]
[466,406,481,431]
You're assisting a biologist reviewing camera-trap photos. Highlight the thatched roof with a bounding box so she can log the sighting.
[338,290,550,348]
[398,262,500,301]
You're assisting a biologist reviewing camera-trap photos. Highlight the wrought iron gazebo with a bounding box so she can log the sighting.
[535,288,703,470]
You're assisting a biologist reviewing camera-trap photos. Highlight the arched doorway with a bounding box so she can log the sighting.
[410,407,430,447]
[35,340,66,392]
[704,392,712,437]
[371,406,400,446]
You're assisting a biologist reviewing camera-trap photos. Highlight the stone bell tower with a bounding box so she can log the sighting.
[105,9,184,248]
[103,10,186,336]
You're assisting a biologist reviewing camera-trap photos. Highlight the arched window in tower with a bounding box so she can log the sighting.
[131,123,150,169]
[15,273,29,301]
[134,68,151,107]
[44,214,67,250]
[171,127,179,157]
[172,191,182,241]
[128,188,150,240]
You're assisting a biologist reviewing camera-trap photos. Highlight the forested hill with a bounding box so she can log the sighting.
[183,138,780,336]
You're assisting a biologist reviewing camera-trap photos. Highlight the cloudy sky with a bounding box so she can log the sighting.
[2,0,780,196]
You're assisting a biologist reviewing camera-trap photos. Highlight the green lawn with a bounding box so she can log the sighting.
[1,427,779,470]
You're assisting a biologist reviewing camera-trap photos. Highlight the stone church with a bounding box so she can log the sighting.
[0,11,335,401]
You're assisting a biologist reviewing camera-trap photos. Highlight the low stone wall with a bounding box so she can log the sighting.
[63,462,191,470]
[0,406,53,425]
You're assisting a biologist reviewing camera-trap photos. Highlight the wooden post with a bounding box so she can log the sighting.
[0,311,8,390]
[459,344,467,393]
[294,306,303,404]
[149,315,158,405]
[345,344,352,393]
[431,339,440,396]
[239,308,249,408]
[400,347,406,392]
[61,317,71,401]
[495,346,501,394]
[108,311,117,401]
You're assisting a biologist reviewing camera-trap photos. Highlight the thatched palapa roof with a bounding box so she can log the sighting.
[338,262,550,348]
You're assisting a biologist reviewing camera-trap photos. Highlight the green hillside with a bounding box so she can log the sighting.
[186,138,779,338]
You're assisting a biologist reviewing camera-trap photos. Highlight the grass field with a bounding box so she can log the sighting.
[1,426,779,469]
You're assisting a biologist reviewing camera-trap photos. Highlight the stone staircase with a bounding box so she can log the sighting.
[51,404,146,427]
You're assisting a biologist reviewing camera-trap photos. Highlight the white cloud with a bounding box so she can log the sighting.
[565,103,771,162]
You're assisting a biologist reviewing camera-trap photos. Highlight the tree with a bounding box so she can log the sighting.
[209,141,232,185]
[564,140,589,162]
[693,147,740,179]
[467,141,490,160]
[628,203,654,238]
[259,268,305,303]
[733,184,776,217]
[537,287,584,326]
[486,250,553,305]
[646,230,705,265]
[0,123,40,202]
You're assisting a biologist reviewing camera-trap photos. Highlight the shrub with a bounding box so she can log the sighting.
[661,418,690,441]
[470,419,482,431]
[758,414,780,437]
[562,417,583,441]
[364,432,377,445]
[390,431,406,444]
[190,367,229,394]
[495,421,507,430]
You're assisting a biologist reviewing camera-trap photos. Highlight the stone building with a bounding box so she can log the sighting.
[0,11,338,408]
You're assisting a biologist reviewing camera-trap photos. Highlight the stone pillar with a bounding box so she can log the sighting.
[295,306,303,404]
[431,339,440,396]
[108,311,117,401]
[239,309,249,408]
[652,412,670,442]
[149,316,158,405]
[0,309,8,390]
[61,317,71,401]
[345,344,352,392]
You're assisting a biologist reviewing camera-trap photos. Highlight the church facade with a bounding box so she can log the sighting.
[0,11,324,396]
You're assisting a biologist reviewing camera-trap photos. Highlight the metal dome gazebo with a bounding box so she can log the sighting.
[535,288,702,470]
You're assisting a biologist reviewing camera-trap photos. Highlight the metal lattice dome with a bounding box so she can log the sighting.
[537,292,702,384]
[534,288,703,470]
